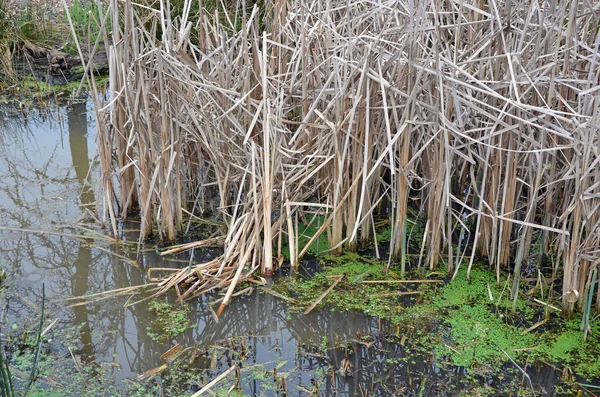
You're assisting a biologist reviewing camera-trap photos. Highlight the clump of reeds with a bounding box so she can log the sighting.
[0,0,15,80]
[92,0,600,315]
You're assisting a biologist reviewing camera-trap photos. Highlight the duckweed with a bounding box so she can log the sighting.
[274,253,600,380]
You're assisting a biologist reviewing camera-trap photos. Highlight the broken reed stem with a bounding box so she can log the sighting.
[93,0,600,315]
[304,275,344,315]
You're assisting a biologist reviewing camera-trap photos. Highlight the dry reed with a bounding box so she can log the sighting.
[91,0,600,315]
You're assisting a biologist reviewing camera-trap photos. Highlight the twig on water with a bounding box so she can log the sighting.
[189,364,238,397]
[502,350,536,397]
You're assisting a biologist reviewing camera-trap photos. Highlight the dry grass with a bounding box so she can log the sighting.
[92,0,600,315]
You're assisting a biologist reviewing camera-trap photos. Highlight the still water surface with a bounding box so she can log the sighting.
[0,102,570,396]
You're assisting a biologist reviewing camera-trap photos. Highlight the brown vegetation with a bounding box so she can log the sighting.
[92,0,600,315]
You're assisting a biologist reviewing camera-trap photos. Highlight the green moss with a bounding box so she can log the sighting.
[70,65,86,74]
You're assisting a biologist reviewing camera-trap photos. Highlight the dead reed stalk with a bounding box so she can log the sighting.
[91,0,600,315]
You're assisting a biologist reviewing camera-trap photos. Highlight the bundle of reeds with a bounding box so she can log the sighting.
[92,0,600,315]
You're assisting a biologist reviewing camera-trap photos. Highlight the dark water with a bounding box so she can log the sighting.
[0,102,578,396]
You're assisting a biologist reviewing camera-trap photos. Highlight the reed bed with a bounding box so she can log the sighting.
[93,0,600,315]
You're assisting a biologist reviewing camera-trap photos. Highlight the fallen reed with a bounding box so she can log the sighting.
[93,0,600,315]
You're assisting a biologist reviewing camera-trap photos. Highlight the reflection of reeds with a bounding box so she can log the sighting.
[95,0,600,315]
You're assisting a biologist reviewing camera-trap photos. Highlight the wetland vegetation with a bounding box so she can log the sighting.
[0,0,108,105]
[274,255,600,381]
[92,0,600,319]
[0,0,599,395]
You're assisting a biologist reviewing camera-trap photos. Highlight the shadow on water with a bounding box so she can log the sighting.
[0,103,581,396]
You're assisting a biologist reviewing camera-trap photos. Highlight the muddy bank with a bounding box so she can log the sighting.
[0,47,109,105]
[13,43,109,85]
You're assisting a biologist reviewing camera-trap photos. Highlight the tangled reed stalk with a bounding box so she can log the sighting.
[94,0,600,315]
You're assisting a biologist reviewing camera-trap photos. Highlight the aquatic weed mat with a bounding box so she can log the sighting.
[271,254,600,394]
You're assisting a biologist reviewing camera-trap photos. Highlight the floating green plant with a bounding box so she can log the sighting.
[274,254,600,381]
[146,299,195,343]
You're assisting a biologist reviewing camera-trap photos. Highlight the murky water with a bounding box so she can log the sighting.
[0,102,577,396]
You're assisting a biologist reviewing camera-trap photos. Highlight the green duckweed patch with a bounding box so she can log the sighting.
[6,321,158,397]
[429,267,600,380]
[374,220,393,243]
[429,267,533,369]
[273,253,600,381]
[274,252,425,319]
[146,299,195,343]
[536,320,600,380]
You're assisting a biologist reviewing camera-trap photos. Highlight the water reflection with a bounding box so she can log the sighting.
[0,103,575,396]
[67,101,95,207]
[152,287,567,396]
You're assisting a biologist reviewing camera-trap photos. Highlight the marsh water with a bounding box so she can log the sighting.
[0,102,576,396]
